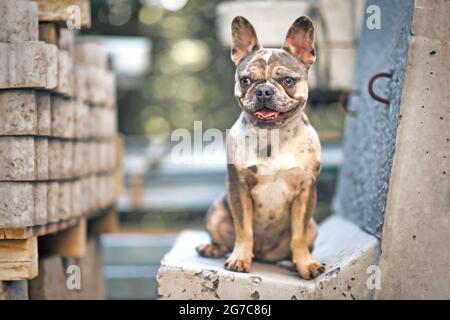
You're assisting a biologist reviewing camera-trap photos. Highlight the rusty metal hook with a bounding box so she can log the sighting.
[368,72,393,105]
[339,89,360,116]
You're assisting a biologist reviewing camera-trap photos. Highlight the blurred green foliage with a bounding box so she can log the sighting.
[85,0,238,138]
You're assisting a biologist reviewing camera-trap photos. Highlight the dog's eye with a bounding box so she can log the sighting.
[282,77,295,87]
[240,77,251,87]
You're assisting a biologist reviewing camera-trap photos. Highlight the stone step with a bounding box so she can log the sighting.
[157,215,378,300]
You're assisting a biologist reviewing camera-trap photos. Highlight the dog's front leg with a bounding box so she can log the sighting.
[290,185,325,279]
[224,164,254,273]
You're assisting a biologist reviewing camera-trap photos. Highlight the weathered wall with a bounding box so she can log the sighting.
[333,0,414,237]
[376,0,450,299]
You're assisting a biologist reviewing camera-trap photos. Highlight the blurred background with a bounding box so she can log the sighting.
[82,0,361,299]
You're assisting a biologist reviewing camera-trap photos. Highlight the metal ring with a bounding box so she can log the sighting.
[368,72,393,105]
[339,89,360,116]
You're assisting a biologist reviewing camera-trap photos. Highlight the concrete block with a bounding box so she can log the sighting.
[58,28,75,53]
[81,177,91,213]
[35,137,49,180]
[98,174,115,208]
[54,50,74,96]
[74,100,89,138]
[74,41,107,70]
[157,215,378,300]
[377,35,450,299]
[0,137,48,181]
[48,139,63,179]
[85,66,106,105]
[0,90,37,136]
[71,179,83,217]
[82,68,116,107]
[0,41,57,89]
[412,0,450,41]
[74,65,88,102]
[0,182,47,227]
[60,140,73,179]
[105,71,117,108]
[97,142,106,173]
[47,181,59,223]
[0,0,38,43]
[36,91,51,136]
[89,142,99,174]
[86,175,97,212]
[72,142,83,177]
[51,96,74,138]
[35,0,91,28]
[58,181,72,221]
[98,107,117,138]
[78,142,90,175]
[0,90,52,136]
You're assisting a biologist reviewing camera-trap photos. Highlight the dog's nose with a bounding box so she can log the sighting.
[255,85,274,101]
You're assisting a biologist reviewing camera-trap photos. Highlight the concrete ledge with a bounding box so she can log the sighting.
[157,215,378,300]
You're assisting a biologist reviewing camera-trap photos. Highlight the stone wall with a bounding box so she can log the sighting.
[0,0,120,228]
[0,0,121,300]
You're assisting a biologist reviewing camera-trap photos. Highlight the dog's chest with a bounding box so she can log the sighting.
[250,156,303,233]
[240,138,306,235]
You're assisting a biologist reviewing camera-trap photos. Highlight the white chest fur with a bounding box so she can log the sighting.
[228,113,321,234]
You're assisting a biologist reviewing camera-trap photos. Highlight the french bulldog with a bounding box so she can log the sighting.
[196,16,324,280]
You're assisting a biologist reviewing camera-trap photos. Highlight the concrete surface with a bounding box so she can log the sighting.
[376,0,450,299]
[36,91,51,136]
[55,50,74,96]
[51,96,74,138]
[0,41,57,89]
[157,215,378,300]
[0,182,47,227]
[0,90,39,136]
[0,0,38,43]
[0,136,48,181]
[333,0,415,237]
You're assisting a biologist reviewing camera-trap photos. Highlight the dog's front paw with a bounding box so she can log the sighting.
[196,243,228,258]
[295,259,325,280]
[224,256,252,273]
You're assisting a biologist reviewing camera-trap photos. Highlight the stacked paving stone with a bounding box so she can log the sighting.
[0,0,120,229]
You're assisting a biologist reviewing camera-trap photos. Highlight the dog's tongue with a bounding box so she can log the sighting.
[255,108,280,120]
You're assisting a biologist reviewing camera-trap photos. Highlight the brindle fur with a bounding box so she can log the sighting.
[196,16,324,279]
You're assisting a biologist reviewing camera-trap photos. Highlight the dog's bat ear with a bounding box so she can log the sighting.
[283,16,316,66]
[231,16,261,65]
